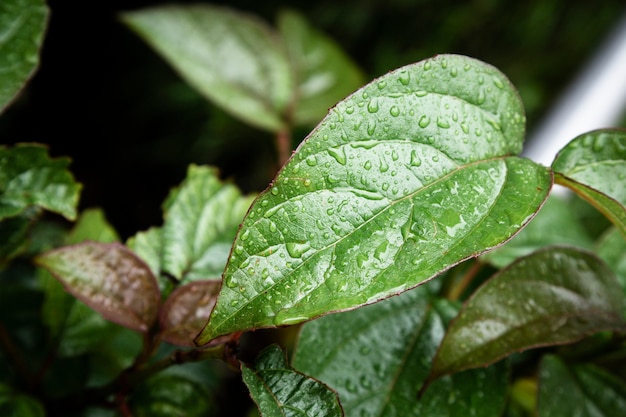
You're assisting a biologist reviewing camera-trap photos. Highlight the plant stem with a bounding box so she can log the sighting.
[275,128,292,167]
[447,260,484,301]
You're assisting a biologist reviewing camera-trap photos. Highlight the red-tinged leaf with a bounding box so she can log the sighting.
[36,242,160,332]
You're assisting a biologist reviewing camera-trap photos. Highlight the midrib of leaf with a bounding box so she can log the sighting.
[565,160,623,176]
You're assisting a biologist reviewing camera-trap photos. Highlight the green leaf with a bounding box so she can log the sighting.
[277,10,365,126]
[198,54,551,344]
[552,129,626,236]
[0,0,48,114]
[538,355,626,417]
[482,195,593,268]
[242,344,344,417]
[0,209,34,265]
[121,4,292,132]
[431,247,626,380]
[293,287,508,417]
[0,144,82,220]
[596,227,626,292]
[36,242,160,332]
[126,226,163,284]
[66,208,120,244]
[0,384,45,417]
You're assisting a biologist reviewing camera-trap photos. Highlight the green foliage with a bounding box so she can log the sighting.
[1,2,626,417]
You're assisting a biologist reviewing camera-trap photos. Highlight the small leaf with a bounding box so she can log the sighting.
[242,344,344,417]
[66,208,120,244]
[36,242,160,332]
[126,227,163,283]
[538,355,626,417]
[431,247,626,380]
[278,10,365,125]
[121,4,292,132]
[0,144,82,221]
[552,129,626,236]
[293,287,508,417]
[159,280,221,347]
[596,227,626,292]
[198,54,551,344]
[0,0,48,114]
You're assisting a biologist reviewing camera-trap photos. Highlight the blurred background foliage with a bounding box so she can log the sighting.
[1,0,625,238]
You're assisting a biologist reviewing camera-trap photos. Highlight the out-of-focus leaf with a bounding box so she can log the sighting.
[242,344,343,417]
[293,287,508,417]
[538,355,626,416]
[159,280,221,347]
[0,144,81,221]
[482,195,593,268]
[431,247,626,380]
[198,54,550,344]
[278,10,365,125]
[552,129,626,236]
[596,227,626,292]
[128,373,213,417]
[0,0,48,114]
[67,208,119,244]
[121,4,292,132]
[36,242,160,332]
[0,210,33,265]
[0,384,45,417]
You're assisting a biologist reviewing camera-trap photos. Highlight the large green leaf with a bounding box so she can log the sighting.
[596,227,626,292]
[430,247,626,380]
[293,286,508,417]
[278,10,365,125]
[242,344,344,417]
[121,4,292,132]
[538,355,626,417]
[0,0,48,114]
[552,129,626,236]
[0,144,81,220]
[197,54,551,344]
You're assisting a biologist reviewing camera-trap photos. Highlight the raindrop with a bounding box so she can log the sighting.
[271,187,279,195]
[241,230,250,241]
[432,155,440,162]
[328,147,347,165]
[374,240,388,261]
[476,88,486,104]
[379,159,389,173]
[367,99,379,113]
[410,150,422,167]
[423,61,432,71]
[364,160,372,170]
[346,106,355,114]
[230,300,239,307]
[415,90,428,97]
[367,120,376,136]
[356,253,368,268]
[390,106,400,117]
[285,241,310,258]
[493,77,505,89]
[382,183,389,191]
[225,277,237,288]
[461,122,470,134]
[269,222,277,233]
[303,178,311,187]
[418,115,431,128]
[450,67,458,77]
[437,116,450,129]
[235,245,244,255]
[391,150,399,161]
[377,80,387,89]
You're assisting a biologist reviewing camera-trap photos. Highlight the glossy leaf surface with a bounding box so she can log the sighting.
[122,4,292,132]
[278,10,365,125]
[431,247,626,379]
[294,286,508,417]
[538,355,626,417]
[0,144,81,220]
[36,242,160,332]
[552,129,626,235]
[0,0,48,114]
[198,54,551,344]
[242,345,343,417]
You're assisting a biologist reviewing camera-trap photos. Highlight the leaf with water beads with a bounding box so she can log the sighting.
[197,54,551,344]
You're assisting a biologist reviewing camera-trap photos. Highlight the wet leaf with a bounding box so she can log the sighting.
[242,345,343,417]
[0,0,48,114]
[293,287,508,417]
[538,355,626,417]
[0,144,81,221]
[278,10,365,125]
[198,54,551,344]
[36,242,160,332]
[431,247,626,380]
[159,280,221,347]
[121,4,292,132]
[552,129,626,236]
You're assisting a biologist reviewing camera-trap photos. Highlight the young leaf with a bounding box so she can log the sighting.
[66,208,120,244]
[159,280,221,347]
[36,242,160,333]
[0,0,48,114]
[126,227,162,282]
[430,247,626,380]
[278,10,365,126]
[197,54,551,344]
[0,144,82,221]
[552,129,626,235]
[121,4,292,132]
[538,355,626,417]
[293,287,508,417]
[242,345,343,417]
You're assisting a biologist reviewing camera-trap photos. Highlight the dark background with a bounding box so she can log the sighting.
[2,0,625,238]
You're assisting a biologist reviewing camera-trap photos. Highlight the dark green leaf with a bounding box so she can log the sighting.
[0,384,45,417]
[0,0,48,114]
[121,5,292,132]
[552,129,626,236]
[431,247,626,379]
[0,210,33,265]
[0,144,81,221]
[198,54,550,344]
[538,355,626,417]
[278,10,365,125]
[242,344,343,417]
[482,195,593,268]
[596,227,626,291]
[293,287,508,417]
[36,242,160,332]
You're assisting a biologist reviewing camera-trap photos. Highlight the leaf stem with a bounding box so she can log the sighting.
[275,128,292,167]
[447,260,484,301]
